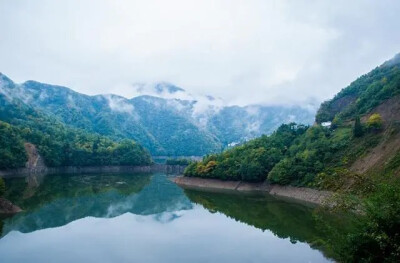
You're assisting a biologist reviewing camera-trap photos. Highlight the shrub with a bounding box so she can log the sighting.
[341,184,400,262]
[367,113,383,130]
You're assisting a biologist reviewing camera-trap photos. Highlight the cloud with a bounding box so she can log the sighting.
[0,0,399,106]
[103,94,135,115]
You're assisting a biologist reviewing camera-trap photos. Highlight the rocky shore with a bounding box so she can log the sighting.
[172,176,332,205]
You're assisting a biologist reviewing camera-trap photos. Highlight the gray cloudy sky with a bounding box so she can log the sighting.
[1,0,399,106]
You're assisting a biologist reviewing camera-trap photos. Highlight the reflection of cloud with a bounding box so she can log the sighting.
[152,212,183,223]
[0,208,330,263]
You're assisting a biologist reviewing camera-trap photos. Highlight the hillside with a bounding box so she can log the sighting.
[0,76,152,169]
[185,53,400,187]
[0,74,314,156]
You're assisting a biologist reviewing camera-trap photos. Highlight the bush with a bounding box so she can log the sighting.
[367,113,383,130]
[341,184,400,262]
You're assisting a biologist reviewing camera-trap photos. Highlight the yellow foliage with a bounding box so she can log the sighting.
[367,113,383,129]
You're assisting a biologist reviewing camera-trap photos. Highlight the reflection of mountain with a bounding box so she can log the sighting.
[1,173,192,236]
[184,189,354,260]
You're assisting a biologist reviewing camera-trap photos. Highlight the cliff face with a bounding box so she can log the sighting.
[24,143,47,173]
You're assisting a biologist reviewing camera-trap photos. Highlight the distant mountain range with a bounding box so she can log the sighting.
[0,73,315,156]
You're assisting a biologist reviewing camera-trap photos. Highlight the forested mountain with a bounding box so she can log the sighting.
[0,74,152,169]
[186,53,400,186]
[0,74,314,156]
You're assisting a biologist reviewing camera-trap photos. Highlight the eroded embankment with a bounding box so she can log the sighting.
[172,176,332,205]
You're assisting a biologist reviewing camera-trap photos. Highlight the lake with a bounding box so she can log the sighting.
[0,173,352,262]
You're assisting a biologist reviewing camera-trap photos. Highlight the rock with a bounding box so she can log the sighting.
[0,197,22,214]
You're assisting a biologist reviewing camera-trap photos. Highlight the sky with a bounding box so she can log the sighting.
[1,0,400,106]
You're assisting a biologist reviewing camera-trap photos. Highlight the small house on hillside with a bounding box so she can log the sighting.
[321,121,332,128]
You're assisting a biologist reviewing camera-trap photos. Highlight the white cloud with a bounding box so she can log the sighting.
[104,94,135,115]
[0,0,399,106]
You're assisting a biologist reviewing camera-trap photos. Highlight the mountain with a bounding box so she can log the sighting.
[186,53,400,185]
[0,75,315,156]
[0,74,152,168]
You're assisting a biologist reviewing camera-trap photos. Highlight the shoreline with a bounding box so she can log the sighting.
[172,176,332,205]
[0,164,186,178]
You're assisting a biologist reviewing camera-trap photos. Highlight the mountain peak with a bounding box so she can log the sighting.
[153,82,185,94]
[133,82,185,97]
[0,72,13,85]
[382,53,400,68]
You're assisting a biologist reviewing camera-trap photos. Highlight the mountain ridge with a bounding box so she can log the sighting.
[0,74,315,156]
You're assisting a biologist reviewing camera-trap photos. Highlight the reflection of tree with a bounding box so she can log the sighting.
[1,173,151,236]
[184,189,355,260]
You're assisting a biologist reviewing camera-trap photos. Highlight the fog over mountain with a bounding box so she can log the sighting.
[1,1,399,107]
[0,73,314,156]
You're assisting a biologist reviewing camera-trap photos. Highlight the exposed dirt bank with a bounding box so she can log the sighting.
[172,176,332,205]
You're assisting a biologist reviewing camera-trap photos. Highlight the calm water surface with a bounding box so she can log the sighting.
[0,173,351,262]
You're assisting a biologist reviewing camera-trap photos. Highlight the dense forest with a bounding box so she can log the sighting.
[0,92,152,169]
[184,123,308,182]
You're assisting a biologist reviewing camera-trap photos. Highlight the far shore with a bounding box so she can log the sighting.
[0,163,186,178]
[172,176,332,205]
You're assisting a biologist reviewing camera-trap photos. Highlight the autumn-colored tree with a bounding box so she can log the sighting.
[367,113,383,130]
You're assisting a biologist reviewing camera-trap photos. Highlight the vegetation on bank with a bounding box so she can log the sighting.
[184,123,308,182]
[340,183,400,262]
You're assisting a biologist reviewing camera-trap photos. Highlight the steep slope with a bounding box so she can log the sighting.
[316,53,400,124]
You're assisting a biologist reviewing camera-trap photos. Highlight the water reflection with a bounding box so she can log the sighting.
[184,189,355,260]
[0,173,354,262]
[2,173,192,236]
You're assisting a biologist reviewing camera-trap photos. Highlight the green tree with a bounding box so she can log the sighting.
[353,116,363,137]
